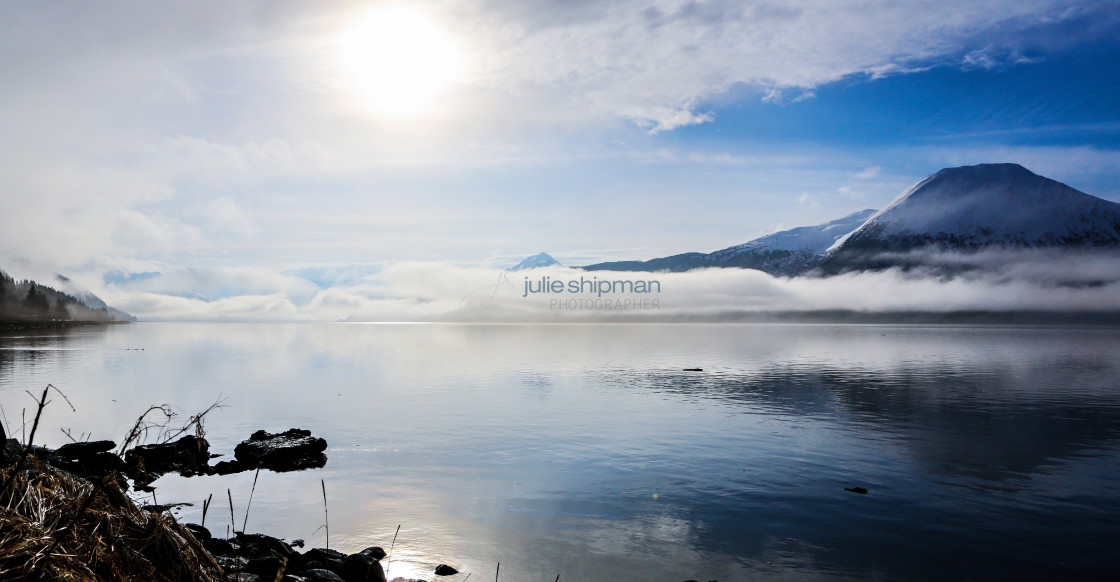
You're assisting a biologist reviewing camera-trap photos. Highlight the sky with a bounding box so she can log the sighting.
[2,0,1120,320]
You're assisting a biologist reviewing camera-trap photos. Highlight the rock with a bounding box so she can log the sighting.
[141,501,193,513]
[215,554,250,572]
[345,552,388,582]
[124,435,211,486]
[40,440,125,484]
[844,486,868,494]
[246,556,286,579]
[296,548,347,575]
[302,569,345,582]
[183,523,212,542]
[2,438,24,467]
[203,537,236,556]
[213,458,252,475]
[234,429,328,472]
[235,532,299,562]
[233,573,261,582]
[359,546,387,561]
[56,440,115,457]
[433,564,458,576]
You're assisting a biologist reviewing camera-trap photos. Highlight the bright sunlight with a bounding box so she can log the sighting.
[340,5,464,119]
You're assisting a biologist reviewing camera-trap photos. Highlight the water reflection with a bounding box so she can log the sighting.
[1,323,1118,581]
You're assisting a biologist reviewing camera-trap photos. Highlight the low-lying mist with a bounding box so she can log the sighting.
[94,248,1120,322]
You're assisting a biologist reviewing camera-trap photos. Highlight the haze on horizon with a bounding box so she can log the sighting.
[2,0,1120,320]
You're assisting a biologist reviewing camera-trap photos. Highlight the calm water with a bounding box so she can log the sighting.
[2,323,1119,581]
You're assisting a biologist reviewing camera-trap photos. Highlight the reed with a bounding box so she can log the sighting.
[242,466,261,532]
[0,457,223,581]
[201,493,213,528]
[227,488,236,533]
[386,523,401,576]
[321,479,329,550]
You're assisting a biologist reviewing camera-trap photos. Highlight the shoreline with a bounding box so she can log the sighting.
[0,320,131,332]
[0,431,414,582]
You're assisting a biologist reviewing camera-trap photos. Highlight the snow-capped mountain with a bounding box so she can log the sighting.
[705,209,876,275]
[718,209,878,255]
[582,209,876,276]
[510,252,561,271]
[821,163,1120,272]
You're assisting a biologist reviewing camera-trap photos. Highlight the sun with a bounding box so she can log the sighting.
[340,6,464,118]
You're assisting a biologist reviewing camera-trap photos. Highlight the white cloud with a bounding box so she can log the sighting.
[855,166,882,179]
[449,0,1106,129]
[92,250,1120,322]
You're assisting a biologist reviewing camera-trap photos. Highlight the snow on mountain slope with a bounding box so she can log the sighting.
[510,252,561,271]
[715,209,877,256]
[581,210,876,276]
[821,163,1120,273]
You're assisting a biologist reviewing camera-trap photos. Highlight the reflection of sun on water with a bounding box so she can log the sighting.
[340,5,464,119]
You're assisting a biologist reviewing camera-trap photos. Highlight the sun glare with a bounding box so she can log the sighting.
[340,6,463,118]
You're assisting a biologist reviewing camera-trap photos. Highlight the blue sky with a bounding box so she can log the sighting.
[2,0,1119,319]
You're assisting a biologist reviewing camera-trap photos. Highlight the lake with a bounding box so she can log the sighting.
[2,322,1119,581]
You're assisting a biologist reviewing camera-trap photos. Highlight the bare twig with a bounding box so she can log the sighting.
[115,397,225,456]
[0,403,10,440]
[48,384,76,412]
[1,385,50,491]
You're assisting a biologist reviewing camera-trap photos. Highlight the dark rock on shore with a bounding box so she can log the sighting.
[5,427,328,488]
[124,435,211,487]
[202,537,236,557]
[345,552,388,582]
[433,564,459,576]
[184,523,212,541]
[237,532,300,563]
[360,547,387,561]
[2,438,23,467]
[175,524,398,582]
[302,569,345,582]
[234,429,328,472]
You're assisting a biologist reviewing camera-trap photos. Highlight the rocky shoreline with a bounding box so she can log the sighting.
[0,426,432,582]
[3,424,719,582]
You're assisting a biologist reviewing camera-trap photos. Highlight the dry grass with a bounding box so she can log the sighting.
[0,457,226,582]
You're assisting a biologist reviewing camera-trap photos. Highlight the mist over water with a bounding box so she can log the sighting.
[2,323,1119,581]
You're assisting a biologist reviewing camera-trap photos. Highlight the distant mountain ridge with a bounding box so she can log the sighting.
[579,163,1120,277]
[582,209,876,276]
[1,268,134,324]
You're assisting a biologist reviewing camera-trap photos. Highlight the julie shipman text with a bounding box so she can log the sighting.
[522,276,662,297]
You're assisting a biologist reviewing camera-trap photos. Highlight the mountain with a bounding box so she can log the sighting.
[582,209,876,276]
[54,275,137,322]
[1,268,134,324]
[510,252,561,271]
[820,163,1120,273]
